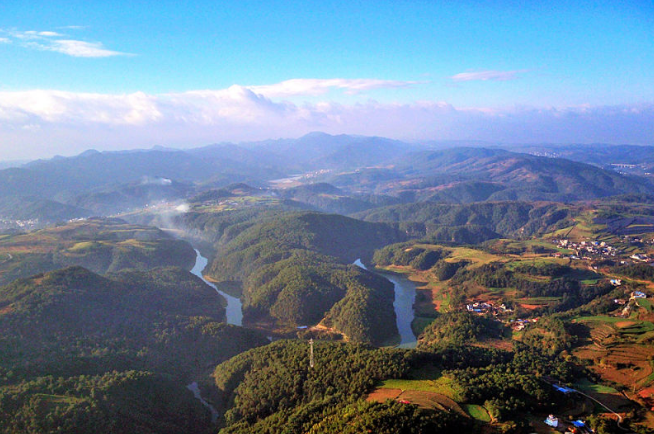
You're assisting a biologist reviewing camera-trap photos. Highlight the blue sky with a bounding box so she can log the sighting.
[0,0,653,159]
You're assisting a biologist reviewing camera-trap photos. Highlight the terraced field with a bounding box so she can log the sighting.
[572,317,654,392]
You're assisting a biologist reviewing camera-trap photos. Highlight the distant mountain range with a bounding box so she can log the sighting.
[0,133,652,225]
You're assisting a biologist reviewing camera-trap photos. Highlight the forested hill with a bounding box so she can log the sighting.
[0,266,267,433]
[212,340,454,433]
[0,195,92,222]
[194,211,404,344]
[0,266,232,380]
[353,201,573,240]
[397,148,650,190]
[211,212,405,275]
[312,147,651,204]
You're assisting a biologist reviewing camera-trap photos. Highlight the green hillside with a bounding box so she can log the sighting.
[0,217,197,285]
[0,265,267,432]
[355,201,573,239]
[203,212,403,344]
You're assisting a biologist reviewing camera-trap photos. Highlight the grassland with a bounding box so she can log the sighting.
[574,378,619,394]
[0,218,195,285]
[439,246,504,268]
[378,366,465,402]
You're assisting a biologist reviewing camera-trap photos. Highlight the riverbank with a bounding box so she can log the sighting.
[354,259,418,348]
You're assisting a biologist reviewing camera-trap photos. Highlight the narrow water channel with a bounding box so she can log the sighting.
[191,249,243,326]
[186,382,220,424]
[187,249,245,422]
[354,259,417,348]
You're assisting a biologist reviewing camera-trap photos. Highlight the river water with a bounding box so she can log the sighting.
[354,259,417,348]
[190,249,243,326]
[187,250,245,422]
[186,382,220,424]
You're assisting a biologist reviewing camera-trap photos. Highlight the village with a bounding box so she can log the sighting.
[551,238,619,261]
[0,218,41,231]
[465,300,539,331]
[551,237,654,264]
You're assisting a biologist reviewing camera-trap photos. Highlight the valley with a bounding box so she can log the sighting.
[1,134,654,433]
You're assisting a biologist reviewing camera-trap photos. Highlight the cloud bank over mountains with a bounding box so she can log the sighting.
[0,80,652,160]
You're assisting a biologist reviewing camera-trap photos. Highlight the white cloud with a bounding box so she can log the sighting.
[0,81,652,160]
[451,70,529,82]
[0,37,9,44]
[38,31,63,37]
[47,40,130,58]
[0,28,129,57]
[248,78,419,97]
[0,90,161,124]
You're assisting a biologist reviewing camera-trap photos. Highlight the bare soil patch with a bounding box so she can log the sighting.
[366,388,403,402]
[615,321,638,328]
[473,339,514,352]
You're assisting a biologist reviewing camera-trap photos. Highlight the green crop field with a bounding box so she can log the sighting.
[464,404,492,422]
[573,315,624,324]
[574,378,618,394]
[638,298,653,312]
[379,366,465,402]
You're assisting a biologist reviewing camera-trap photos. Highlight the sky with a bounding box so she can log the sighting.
[0,0,653,160]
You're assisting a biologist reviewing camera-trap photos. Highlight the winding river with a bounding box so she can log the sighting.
[191,249,243,326]
[186,251,416,421]
[187,249,245,423]
[354,259,418,348]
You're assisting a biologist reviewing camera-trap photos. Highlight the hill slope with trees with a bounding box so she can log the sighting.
[0,266,268,432]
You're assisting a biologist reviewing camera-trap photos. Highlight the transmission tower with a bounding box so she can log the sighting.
[309,338,314,368]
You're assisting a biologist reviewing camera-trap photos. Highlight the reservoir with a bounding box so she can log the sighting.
[191,249,243,326]
[354,259,417,348]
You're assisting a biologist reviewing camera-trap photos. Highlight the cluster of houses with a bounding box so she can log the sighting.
[630,253,652,263]
[544,414,594,433]
[465,301,512,315]
[614,291,649,316]
[544,385,596,433]
[463,301,540,331]
[510,318,539,331]
[463,301,544,331]
[551,239,619,260]
[0,218,41,231]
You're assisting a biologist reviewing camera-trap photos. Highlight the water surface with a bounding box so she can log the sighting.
[354,259,417,348]
[191,249,243,326]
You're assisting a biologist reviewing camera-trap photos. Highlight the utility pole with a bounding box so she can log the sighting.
[309,338,314,368]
